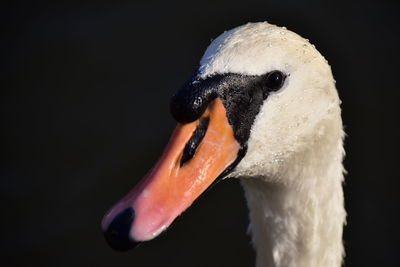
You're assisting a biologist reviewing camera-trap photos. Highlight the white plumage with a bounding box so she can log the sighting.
[200,22,346,267]
[102,22,346,267]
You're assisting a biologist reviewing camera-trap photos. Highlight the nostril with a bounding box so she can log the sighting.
[103,207,140,251]
[180,117,210,167]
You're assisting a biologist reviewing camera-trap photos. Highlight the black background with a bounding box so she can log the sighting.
[2,1,400,266]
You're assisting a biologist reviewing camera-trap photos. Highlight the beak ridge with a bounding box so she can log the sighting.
[102,98,241,248]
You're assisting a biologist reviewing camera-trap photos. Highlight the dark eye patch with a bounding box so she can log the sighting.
[219,75,265,146]
[180,117,210,167]
[170,71,287,146]
[171,70,288,180]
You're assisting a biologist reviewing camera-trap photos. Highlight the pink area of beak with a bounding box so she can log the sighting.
[102,98,240,245]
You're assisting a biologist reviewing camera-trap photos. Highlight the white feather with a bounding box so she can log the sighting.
[199,22,346,267]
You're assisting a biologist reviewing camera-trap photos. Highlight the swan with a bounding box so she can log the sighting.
[101,22,346,267]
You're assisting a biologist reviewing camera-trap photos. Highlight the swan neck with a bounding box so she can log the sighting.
[241,144,345,267]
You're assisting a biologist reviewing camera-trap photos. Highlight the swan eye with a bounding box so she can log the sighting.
[264,71,286,91]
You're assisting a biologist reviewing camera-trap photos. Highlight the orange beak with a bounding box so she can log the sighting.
[101,98,241,250]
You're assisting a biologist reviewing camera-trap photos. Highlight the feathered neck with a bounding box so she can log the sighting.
[240,122,346,267]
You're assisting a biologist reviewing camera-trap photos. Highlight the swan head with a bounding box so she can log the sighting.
[196,22,342,181]
[101,22,342,251]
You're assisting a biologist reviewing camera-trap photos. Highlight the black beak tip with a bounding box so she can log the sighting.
[103,207,141,251]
